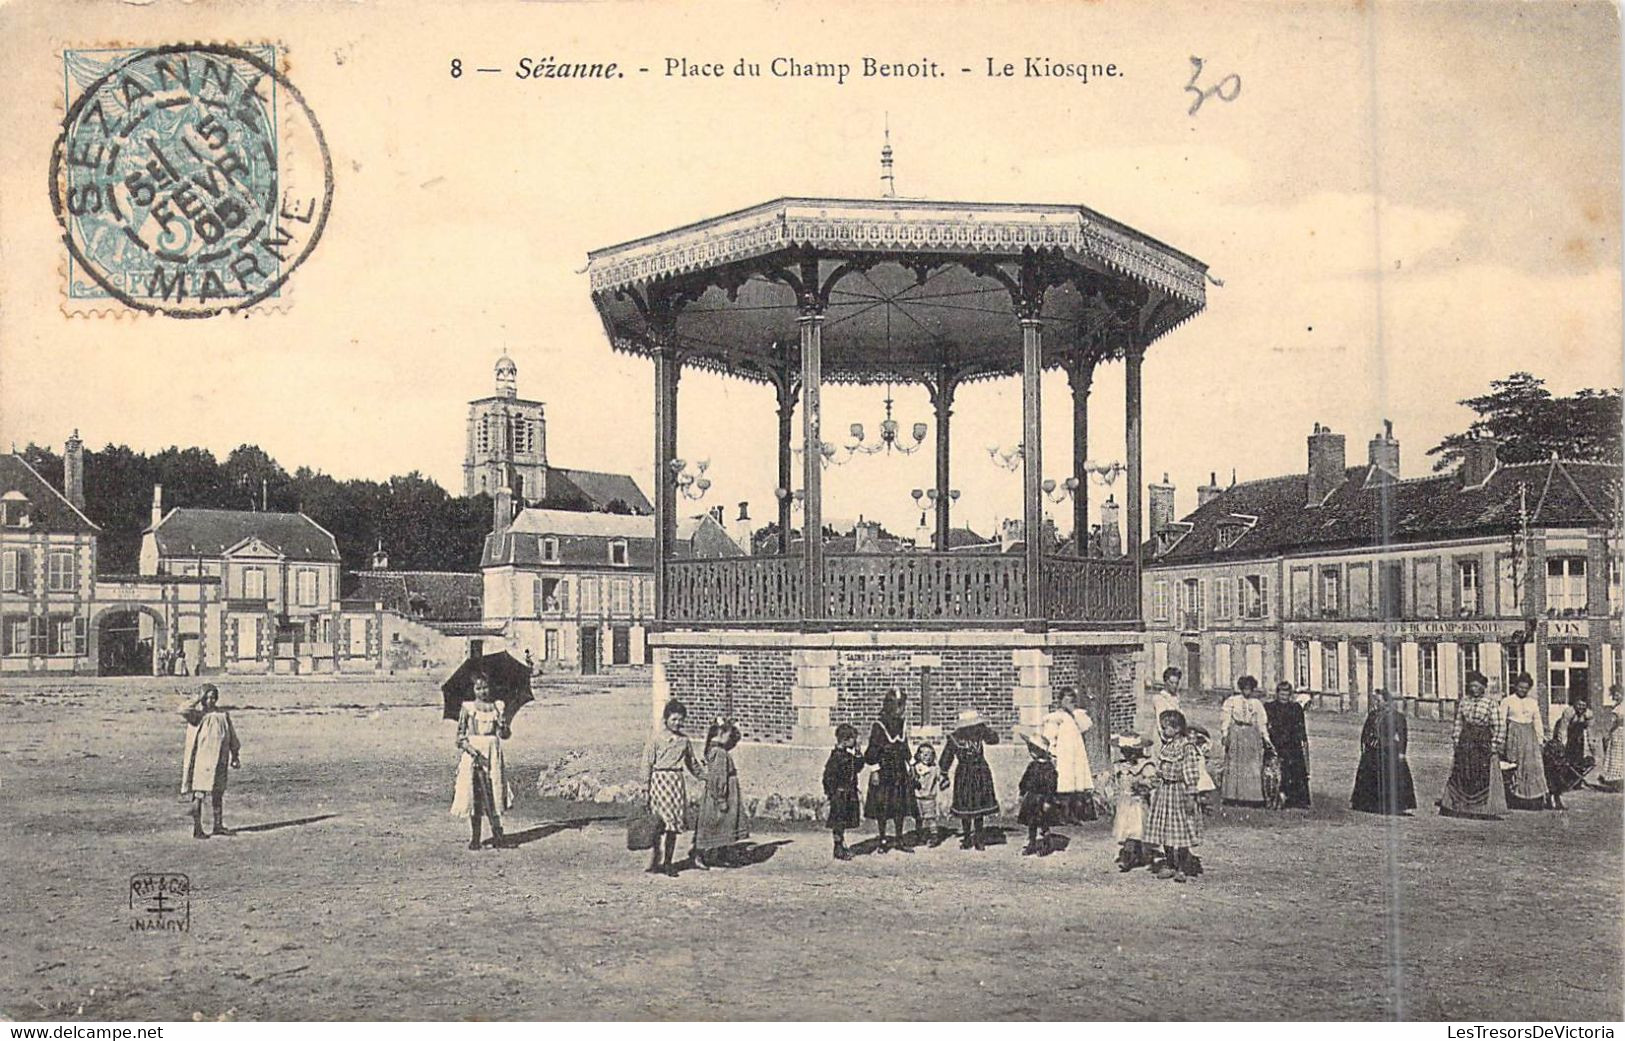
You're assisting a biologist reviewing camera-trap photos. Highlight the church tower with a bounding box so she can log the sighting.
[463,354,549,502]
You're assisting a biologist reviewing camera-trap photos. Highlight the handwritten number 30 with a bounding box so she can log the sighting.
[1186,56,1240,116]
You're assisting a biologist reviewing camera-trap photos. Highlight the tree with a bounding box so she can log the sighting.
[1426,372,1622,472]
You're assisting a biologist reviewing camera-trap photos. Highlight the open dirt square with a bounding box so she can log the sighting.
[1,673,1619,1021]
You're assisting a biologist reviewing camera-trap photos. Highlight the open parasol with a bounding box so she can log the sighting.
[441,651,534,724]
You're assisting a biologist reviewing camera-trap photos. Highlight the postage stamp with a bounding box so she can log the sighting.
[50,44,333,318]
[128,872,190,933]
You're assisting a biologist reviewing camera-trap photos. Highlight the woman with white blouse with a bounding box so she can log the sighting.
[1219,675,1274,807]
[1500,673,1550,811]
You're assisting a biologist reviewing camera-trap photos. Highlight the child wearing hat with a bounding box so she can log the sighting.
[940,708,1001,850]
[1112,734,1157,871]
[1017,731,1063,855]
[823,723,865,860]
[1188,725,1218,816]
[911,743,945,847]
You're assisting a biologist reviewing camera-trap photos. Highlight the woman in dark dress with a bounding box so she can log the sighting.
[1546,694,1596,803]
[940,708,1000,850]
[1264,681,1311,809]
[1350,688,1417,815]
[863,689,918,853]
[1437,671,1507,820]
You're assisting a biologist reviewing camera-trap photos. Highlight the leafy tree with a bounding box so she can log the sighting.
[1427,372,1622,472]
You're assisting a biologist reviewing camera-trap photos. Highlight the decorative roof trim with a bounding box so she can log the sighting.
[9,454,102,532]
[586,197,1207,306]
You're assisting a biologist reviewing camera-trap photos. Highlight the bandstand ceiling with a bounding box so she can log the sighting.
[587,197,1209,386]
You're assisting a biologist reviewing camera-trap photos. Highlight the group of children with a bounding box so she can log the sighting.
[821,702,1219,880]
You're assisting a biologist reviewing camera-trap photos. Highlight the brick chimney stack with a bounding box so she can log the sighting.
[733,501,753,557]
[1459,434,1499,489]
[1306,423,1347,505]
[1148,473,1176,533]
[1368,419,1400,477]
[150,484,163,528]
[493,485,514,534]
[1197,471,1223,508]
[63,429,85,510]
[1099,496,1122,558]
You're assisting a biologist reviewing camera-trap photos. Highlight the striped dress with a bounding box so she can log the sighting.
[1144,736,1204,848]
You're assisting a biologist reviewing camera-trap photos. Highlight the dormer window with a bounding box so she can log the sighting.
[1,492,30,528]
[1216,523,1244,550]
[541,537,560,563]
[609,539,629,567]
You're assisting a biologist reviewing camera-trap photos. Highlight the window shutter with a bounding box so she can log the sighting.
[30,615,47,655]
[1259,573,1271,618]
[1,550,14,592]
[74,616,89,655]
[1198,578,1208,628]
[17,550,30,592]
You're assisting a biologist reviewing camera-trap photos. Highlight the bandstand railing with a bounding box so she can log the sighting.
[665,555,803,624]
[1043,555,1140,625]
[662,552,1140,628]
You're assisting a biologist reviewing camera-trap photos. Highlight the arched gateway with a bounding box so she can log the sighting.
[586,194,1211,754]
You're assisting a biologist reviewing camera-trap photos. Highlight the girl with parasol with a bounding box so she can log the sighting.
[450,674,513,849]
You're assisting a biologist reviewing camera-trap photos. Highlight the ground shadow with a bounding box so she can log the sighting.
[500,814,621,848]
[229,814,339,834]
[680,839,790,871]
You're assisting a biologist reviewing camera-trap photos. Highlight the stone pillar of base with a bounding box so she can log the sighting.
[1012,648,1053,730]
[791,646,838,745]
[650,647,671,730]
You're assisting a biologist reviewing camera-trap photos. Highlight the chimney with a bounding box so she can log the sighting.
[1148,473,1176,533]
[1099,496,1122,558]
[1460,434,1499,489]
[1197,471,1223,508]
[150,484,163,528]
[854,520,882,554]
[493,485,514,534]
[1368,419,1400,477]
[709,504,724,525]
[999,517,1023,553]
[1306,423,1347,505]
[732,501,753,557]
[63,429,85,510]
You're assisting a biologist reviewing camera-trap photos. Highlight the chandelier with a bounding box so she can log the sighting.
[670,458,712,500]
[987,444,1126,488]
[846,394,927,456]
[910,487,961,510]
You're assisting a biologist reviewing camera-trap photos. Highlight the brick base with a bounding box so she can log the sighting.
[652,630,1145,746]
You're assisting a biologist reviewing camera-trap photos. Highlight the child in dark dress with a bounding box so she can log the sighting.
[822,723,864,860]
[1017,732,1063,856]
[940,708,1001,851]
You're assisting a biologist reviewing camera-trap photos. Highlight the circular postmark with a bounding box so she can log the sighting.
[50,44,333,318]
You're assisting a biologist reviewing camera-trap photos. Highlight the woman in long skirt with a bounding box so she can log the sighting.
[642,698,705,875]
[940,709,1000,850]
[693,722,748,868]
[1598,691,1625,793]
[450,675,512,849]
[1040,686,1097,823]
[1501,673,1550,810]
[1144,710,1204,882]
[1219,676,1273,807]
[1264,681,1312,808]
[1350,688,1416,815]
[863,689,917,852]
[1438,671,1507,820]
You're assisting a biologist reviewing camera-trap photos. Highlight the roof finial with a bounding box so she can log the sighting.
[880,114,896,199]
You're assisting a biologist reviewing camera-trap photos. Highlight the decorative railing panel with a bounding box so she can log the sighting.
[823,554,1027,623]
[665,556,803,624]
[1044,555,1140,623]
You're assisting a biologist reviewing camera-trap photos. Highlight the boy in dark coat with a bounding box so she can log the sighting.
[823,723,864,860]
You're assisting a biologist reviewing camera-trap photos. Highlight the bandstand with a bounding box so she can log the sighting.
[587,196,1208,752]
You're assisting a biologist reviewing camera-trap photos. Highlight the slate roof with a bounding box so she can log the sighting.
[537,467,652,514]
[484,507,713,567]
[149,508,340,562]
[344,570,484,621]
[0,455,100,534]
[1147,459,1621,567]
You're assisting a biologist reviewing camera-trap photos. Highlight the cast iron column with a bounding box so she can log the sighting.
[1069,356,1095,555]
[932,370,956,551]
[1021,317,1045,630]
[1125,338,1145,580]
[651,340,680,625]
[800,310,825,623]
[775,374,797,556]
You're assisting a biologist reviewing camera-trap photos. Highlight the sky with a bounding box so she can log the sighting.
[1,0,1619,542]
